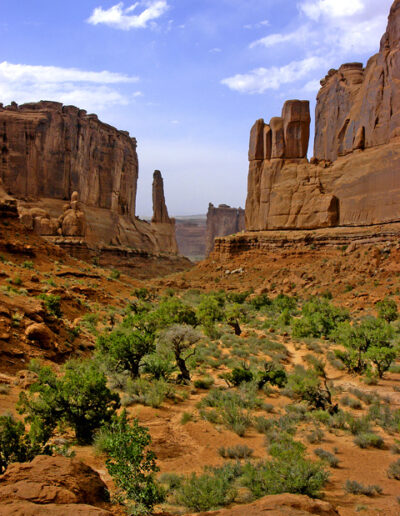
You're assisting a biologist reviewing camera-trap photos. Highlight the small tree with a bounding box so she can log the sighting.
[154,297,198,328]
[334,317,395,376]
[99,411,164,513]
[159,324,201,382]
[225,303,247,336]
[377,297,398,323]
[18,360,120,444]
[197,296,224,337]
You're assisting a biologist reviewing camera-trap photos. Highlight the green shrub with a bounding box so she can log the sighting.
[125,378,175,408]
[38,294,62,317]
[227,366,254,386]
[306,428,325,444]
[387,459,400,480]
[97,411,164,512]
[354,432,384,449]
[241,437,329,498]
[344,480,382,496]
[314,448,339,468]
[0,414,49,474]
[158,472,182,490]
[292,297,349,339]
[218,444,253,459]
[180,412,193,425]
[194,376,215,389]
[142,353,176,381]
[22,261,34,269]
[174,470,236,511]
[249,294,271,310]
[257,362,287,389]
[18,360,120,444]
[377,297,398,322]
[109,268,120,280]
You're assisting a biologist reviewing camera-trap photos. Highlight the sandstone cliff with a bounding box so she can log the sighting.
[246,0,400,232]
[0,101,181,262]
[206,203,245,256]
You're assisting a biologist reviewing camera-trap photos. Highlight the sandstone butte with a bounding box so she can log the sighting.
[0,101,185,273]
[246,0,400,233]
[206,203,245,256]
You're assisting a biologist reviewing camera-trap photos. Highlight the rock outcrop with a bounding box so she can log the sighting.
[150,170,178,254]
[206,203,245,256]
[245,0,400,232]
[0,455,112,515]
[0,101,184,270]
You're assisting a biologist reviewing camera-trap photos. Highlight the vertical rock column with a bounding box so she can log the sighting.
[152,170,171,223]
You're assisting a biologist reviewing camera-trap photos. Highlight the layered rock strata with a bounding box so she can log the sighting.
[0,101,182,265]
[206,203,245,256]
[246,0,400,232]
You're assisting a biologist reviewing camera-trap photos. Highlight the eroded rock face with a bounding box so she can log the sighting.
[0,455,112,515]
[206,203,245,256]
[246,0,400,231]
[0,102,180,261]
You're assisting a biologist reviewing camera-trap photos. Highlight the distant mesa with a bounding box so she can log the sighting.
[206,203,245,256]
[246,0,400,232]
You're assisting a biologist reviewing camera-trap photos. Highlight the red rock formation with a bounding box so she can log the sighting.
[246,0,400,232]
[0,102,182,264]
[0,455,112,515]
[206,203,245,256]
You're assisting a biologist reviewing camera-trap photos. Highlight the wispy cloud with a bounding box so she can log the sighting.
[0,62,140,111]
[221,57,327,94]
[222,0,392,95]
[87,1,169,30]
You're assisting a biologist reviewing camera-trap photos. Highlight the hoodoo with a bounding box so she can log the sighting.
[245,0,400,232]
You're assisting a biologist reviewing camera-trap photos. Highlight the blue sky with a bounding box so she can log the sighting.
[0,0,394,216]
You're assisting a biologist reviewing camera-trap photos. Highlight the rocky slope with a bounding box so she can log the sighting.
[246,0,400,232]
[0,101,187,275]
[206,204,245,256]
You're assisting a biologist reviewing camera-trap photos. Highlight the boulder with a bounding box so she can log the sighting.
[0,456,111,515]
[25,323,53,349]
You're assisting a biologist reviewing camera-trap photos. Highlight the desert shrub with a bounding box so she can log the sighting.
[341,395,363,410]
[174,468,237,512]
[18,360,120,444]
[254,415,274,434]
[194,376,215,389]
[283,361,335,412]
[227,291,250,304]
[368,402,400,433]
[272,294,297,313]
[159,472,182,490]
[196,295,225,338]
[97,411,164,513]
[218,444,253,459]
[377,297,398,322]
[314,449,339,468]
[22,260,34,269]
[344,480,382,496]
[142,353,176,381]
[354,432,384,449]
[241,437,329,498]
[133,287,154,301]
[125,378,175,408]
[249,293,272,310]
[391,440,400,454]
[38,293,62,317]
[334,317,396,377]
[306,427,325,444]
[292,297,349,339]
[387,459,400,480]
[180,412,193,425]
[226,366,254,386]
[0,413,50,474]
[257,362,287,389]
[109,268,120,280]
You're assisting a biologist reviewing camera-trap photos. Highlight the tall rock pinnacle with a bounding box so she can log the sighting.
[152,170,171,224]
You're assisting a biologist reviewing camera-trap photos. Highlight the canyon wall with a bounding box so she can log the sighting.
[206,203,245,256]
[0,101,181,261]
[245,0,400,232]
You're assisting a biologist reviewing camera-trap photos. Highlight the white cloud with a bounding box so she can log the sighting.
[209,47,222,53]
[300,0,364,20]
[223,0,393,96]
[221,57,327,94]
[0,61,139,111]
[87,1,169,30]
[250,25,310,48]
[244,19,270,30]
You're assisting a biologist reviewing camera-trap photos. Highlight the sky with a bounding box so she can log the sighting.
[0,0,394,216]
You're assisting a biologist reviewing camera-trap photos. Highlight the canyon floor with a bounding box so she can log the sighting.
[1,215,400,515]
